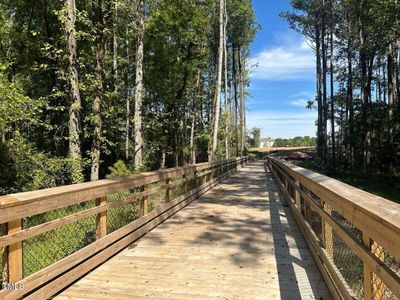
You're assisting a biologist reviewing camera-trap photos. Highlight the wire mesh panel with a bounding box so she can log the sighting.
[332,227,364,299]
[147,181,167,213]
[0,158,245,299]
[268,157,400,300]
[107,190,140,233]
[372,247,400,300]
[22,200,97,277]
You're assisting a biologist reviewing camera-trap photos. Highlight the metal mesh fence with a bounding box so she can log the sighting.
[22,200,97,277]
[332,227,364,299]
[0,163,230,288]
[107,190,140,233]
[269,160,400,300]
[372,246,400,300]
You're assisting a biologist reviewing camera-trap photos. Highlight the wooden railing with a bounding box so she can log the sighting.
[267,156,400,300]
[0,156,249,299]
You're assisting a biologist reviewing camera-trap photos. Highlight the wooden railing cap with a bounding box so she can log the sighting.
[269,156,400,233]
[0,157,245,210]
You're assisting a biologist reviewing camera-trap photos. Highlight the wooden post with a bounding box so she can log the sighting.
[140,185,148,216]
[8,219,23,282]
[363,233,372,300]
[182,173,188,194]
[294,180,301,209]
[322,201,333,257]
[304,196,312,224]
[1,223,9,283]
[194,170,198,188]
[165,178,171,202]
[96,196,107,239]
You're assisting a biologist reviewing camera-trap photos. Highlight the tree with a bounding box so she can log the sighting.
[64,0,82,161]
[250,127,261,148]
[210,0,225,162]
[90,0,109,181]
[284,0,400,175]
[0,0,258,193]
[133,0,145,168]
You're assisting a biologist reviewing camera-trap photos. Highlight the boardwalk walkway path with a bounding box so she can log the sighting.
[56,160,331,300]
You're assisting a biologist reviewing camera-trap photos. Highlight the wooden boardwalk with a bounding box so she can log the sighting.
[56,161,331,300]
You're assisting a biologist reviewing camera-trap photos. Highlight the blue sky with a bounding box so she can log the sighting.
[248,0,317,139]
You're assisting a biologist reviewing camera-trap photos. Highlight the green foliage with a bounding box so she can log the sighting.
[0,132,85,194]
[106,160,131,178]
[274,136,317,147]
[248,127,261,147]
[0,0,257,193]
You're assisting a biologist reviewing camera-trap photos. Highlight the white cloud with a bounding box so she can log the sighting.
[246,110,317,139]
[250,37,315,81]
[290,91,314,99]
[290,99,309,107]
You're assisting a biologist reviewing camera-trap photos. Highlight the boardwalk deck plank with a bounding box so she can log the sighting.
[55,161,331,300]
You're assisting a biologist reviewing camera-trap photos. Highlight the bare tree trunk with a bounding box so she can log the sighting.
[210,0,224,162]
[388,43,396,172]
[134,0,145,168]
[316,17,324,163]
[330,4,336,170]
[160,150,166,169]
[90,0,106,181]
[359,19,373,173]
[238,45,245,157]
[113,0,118,86]
[189,72,201,165]
[125,26,130,160]
[232,44,239,157]
[321,0,328,166]
[64,0,82,160]
[223,0,229,160]
[347,36,354,165]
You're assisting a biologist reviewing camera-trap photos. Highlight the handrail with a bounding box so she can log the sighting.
[0,156,249,300]
[266,156,400,300]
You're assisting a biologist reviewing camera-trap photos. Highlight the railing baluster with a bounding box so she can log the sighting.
[183,173,188,194]
[294,180,301,208]
[140,185,148,216]
[363,233,373,300]
[8,219,23,283]
[165,178,171,202]
[96,196,107,239]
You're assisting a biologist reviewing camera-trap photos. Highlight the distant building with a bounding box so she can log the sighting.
[259,138,275,148]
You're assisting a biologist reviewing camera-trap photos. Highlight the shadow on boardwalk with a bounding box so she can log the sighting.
[56,160,331,300]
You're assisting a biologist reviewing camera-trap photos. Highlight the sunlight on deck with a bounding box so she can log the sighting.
[56,161,331,300]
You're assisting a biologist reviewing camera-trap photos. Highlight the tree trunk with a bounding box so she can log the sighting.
[64,0,82,160]
[125,26,130,160]
[321,0,328,166]
[90,0,106,181]
[347,36,354,165]
[388,42,396,172]
[359,19,373,173]
[189,72,201,165]
[223,0,229,160]
[316,17,324,163]
[330,4,336,170]
[210,0,224,162]
[232,44,239,157]
[133,0,145,168]
[238,45,245,157]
